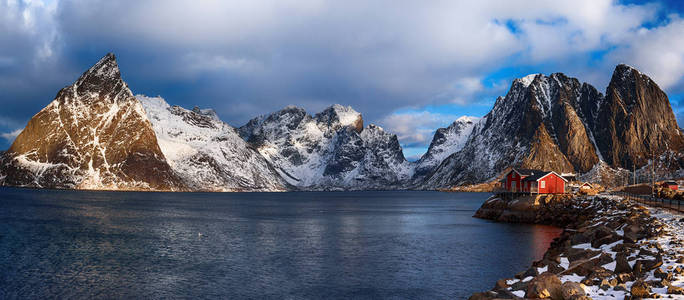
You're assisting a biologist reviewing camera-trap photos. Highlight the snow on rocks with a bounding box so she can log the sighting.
[470,194,684,299]
[237,104,413,190]
[138,95,288,192]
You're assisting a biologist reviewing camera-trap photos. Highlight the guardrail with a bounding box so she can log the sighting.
[611,191,684,213]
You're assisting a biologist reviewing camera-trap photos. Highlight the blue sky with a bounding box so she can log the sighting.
[1,1,684,161]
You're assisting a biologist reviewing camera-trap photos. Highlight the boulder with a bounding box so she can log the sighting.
[561,282,587,299]
[617,273,634,284]
[570,232,591,245]
[653,268,671,280]
[525,273,562,299]
[668,285,684,295]
[567,248,601,263]
[599,278,617,291]
[494,278,510,290]
[614,253,632,274]
[630,280,651,298]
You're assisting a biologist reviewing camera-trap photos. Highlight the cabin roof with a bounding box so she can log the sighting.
[522,172,548,182]
[663,181,678,185]
[511,168,545,176]
[521,171,569,182]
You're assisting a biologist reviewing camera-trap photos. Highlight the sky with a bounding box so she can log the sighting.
[1,0,684,160]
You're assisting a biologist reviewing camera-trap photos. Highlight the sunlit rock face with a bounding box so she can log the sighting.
[422,64,684,188]
[0,53,184,191]
[592,64,684,169]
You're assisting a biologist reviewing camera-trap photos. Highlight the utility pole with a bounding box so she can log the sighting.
[633,163,636,185]
[652,124,656,199]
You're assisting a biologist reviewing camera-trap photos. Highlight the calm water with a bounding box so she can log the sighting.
[0,188,561,299]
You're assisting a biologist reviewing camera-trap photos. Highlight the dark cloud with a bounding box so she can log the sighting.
[1,0,683,154]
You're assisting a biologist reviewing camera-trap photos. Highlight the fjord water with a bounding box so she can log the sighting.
[0,188,560,299]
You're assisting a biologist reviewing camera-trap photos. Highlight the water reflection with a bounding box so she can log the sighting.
[0,189,560,299]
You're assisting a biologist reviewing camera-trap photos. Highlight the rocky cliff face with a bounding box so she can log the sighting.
[0,54,184,190]
[593,64,684,169]
[424,73,601,186]
[425,65,684,188]
[139,96,288,192]
[414,116,478,178]
[239,105,413,190]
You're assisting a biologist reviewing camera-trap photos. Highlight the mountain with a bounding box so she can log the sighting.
[138,96,288,191]
[592,64,684,169]
[238,105,413,190]
[424,65,684,188]
[0,54,184,190]
[424,73,601,186]
[414,116,478,178]
[1,53,681,191]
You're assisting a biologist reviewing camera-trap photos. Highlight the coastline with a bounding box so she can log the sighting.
[470,193,684,299]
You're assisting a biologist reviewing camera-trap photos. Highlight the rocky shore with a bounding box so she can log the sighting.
[470,194,684,299]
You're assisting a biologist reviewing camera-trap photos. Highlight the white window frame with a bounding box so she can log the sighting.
[540,180,545,188]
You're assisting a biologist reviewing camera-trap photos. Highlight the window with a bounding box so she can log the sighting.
[540,181,545,188]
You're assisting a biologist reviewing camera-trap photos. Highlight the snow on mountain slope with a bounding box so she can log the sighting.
[0,53,183,190]
[423,72,601,188]
[139,96,288,191]
[414,116,478,177]
[239,105,412,190]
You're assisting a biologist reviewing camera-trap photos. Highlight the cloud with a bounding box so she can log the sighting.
[0,0,683,141]
[379,111,465,149]
[608,15,684,90]
[1,129,21,143]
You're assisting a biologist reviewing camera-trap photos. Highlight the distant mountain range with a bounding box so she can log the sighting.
[1,53,682,191]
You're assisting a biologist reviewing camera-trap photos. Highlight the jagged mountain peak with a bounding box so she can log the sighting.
[610,63,659,90]
[314,104,363,133]
[61,52,132,106]
[0,54,183,190]
[75,53,123,86]
[516,73,541,88]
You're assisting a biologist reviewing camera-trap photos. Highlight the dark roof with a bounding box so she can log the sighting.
[512,168,545,176]
[663,181,678,185]
[522,172,549,182]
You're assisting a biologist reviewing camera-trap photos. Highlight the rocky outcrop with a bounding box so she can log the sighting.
[593,64,684,169]
[471,194,684,299]
[0,53,184,191]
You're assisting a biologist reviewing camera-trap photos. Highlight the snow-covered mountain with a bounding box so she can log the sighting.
[424,65,684,188]
[414,116,478,178]
[0,53,184,190]
[239,105,413,190]
[138,96,288,191]
[2,53,681,191]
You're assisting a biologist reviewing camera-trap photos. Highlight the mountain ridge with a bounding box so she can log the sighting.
[1,53,682,191]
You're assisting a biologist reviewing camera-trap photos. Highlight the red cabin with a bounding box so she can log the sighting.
[661,181,678,191]
[504,168,567,194]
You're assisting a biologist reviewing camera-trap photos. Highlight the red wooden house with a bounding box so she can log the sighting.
[661,181,678,191]
[504,168,567,194]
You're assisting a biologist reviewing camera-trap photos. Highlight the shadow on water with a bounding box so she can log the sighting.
[0,188,561,299]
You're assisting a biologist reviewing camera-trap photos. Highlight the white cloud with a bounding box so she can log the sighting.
[379,111,465,147]
[1,0,683,128]
[1,129,21,142]
[609,15,684,90]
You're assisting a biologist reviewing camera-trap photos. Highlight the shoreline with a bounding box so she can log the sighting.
[470,193,684,299]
